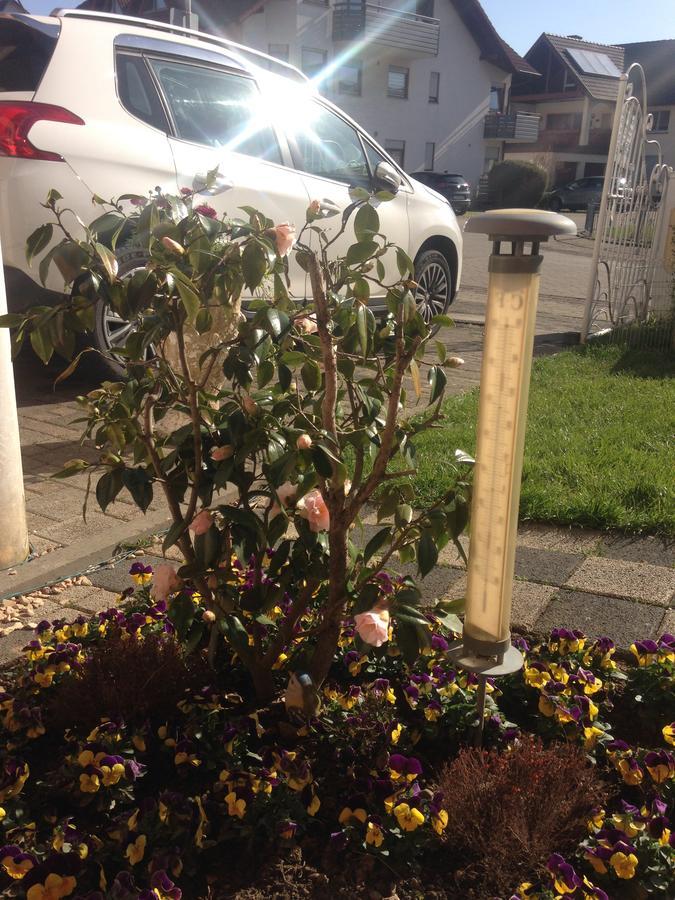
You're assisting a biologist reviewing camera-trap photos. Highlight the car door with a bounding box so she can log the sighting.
[282,98,411,302]
[146,54,311,300]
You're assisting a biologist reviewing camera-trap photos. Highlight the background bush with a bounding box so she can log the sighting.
[487,160,548,208]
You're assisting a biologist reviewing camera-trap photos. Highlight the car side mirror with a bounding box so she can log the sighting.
[374,161,402,194]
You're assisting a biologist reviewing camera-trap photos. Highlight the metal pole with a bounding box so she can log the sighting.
[580,73,628,343]
[0,233,28,568]
[474,675,488,747]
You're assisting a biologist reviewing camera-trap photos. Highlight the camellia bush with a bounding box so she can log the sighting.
[3,178,470,702]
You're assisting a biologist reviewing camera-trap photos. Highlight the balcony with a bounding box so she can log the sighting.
[332,1,440,57]
[483,111,540,142]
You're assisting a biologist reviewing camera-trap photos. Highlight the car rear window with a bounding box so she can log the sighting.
[0,18,59,92]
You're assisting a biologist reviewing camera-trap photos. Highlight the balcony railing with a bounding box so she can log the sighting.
[483,111,540,142]
[332,1,440,57]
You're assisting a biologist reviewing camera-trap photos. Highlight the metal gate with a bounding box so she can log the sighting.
[581,63,674,346]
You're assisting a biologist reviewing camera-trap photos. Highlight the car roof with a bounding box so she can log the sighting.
[14,8,308,84]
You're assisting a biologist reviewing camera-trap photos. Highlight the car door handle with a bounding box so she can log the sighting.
[192,173,233,195]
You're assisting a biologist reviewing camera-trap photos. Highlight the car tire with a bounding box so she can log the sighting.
[91,248,152,379]
[414,249,453,329]
[549,197,562,212]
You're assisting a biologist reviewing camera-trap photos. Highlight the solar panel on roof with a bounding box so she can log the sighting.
[566,47,622,77]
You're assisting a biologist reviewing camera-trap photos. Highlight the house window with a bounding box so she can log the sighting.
[268,43,289,62]
[388,66,409,99]
[650,109,670,133]
[385,139,405,167]
[429,71,439,103]
[338,61,362,96]
[489,86,504,112]
[416,0,434,17]
[301,47,327,79]
[546,112,582,131]
[562,69,576,91]
[424,142,435,171]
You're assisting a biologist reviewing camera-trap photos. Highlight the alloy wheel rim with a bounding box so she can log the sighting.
[100,264,153,364]
[414,261,448,322]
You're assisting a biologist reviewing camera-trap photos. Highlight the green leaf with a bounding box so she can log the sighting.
[346,240,378,266]
[264,307,290,338]
[195,306,212,334]
[242,241,268,290]
[169,593,196,642]
[374,190,395,201]
[435,340,447,364]
[396,247,414,278]
[26,224,53,265]
[395,621,421,664]
[431,314,454,329]
[356,304,368,359]
[96,468,125,512]
[163,519,188,553]
[301,359,321,391]
[53,458,90,479]
[175,278,200,325]
[427,365,447,404]
[0,313,25,329]
[348,186,370,202]
[395,503,413,526]
[123,468,153,512]
[363,526,391,563]
[354,204,380,241]
[417,528,438,577]
[311,445,334,478]
[219,614,250,655]
[30,327,53,365]
[95,242,118,281]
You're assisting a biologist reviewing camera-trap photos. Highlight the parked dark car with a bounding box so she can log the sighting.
[411,172,471,214]
[547,176,604,212]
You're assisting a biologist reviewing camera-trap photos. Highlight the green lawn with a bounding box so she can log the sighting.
[410,344,675,535]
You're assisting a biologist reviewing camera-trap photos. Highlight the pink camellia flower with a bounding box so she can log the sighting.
[296,315,318,334]
[152,564,183,603]
[354,609,390,647]
[189,509,214,535]
[277,481,297,506]
[242,394,258,416]
[274,223,296,257]
[210,444,234,462]
[195,203,217,219]
[161,235,185,255]
[296,434,312,450]
[296,489,330,533]
[307,199,321,218]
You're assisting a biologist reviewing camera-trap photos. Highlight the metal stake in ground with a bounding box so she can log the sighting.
[448,209,576,746]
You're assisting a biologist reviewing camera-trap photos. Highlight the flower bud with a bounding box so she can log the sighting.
[210,444,234,462]
[307,199,321,218]
[446,356,465,368]
[242,394,258,416]
[296,434,312,450]
[161,236,185,255]
[202,610,216,624]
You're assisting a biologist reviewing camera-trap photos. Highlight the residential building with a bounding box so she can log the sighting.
[74,0,540,191]
[505,33,625,186]
[622,40,675,170]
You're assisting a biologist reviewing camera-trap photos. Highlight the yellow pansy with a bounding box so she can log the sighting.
[125,834,147,866]
[393,802,425,832]
[79,773,100,794]
[26,873,76,900]
[390,723,402,745]
[307,792,321,816]
[610,851,638,879]
[225,791,246,819]
[101,763,125,787]
[524,667,551,689]
[538,694,556,717]
[583,726,604,750]
[432,808,449,835]
[662,723,675,746]
[338,807,367,825]
[365,821,384,847]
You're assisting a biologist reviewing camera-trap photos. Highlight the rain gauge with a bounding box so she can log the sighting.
[448,210,576,742]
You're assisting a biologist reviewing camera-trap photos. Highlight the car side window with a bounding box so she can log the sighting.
[147,57,282,164]
[288,103,370,185]
[116,52,170,133]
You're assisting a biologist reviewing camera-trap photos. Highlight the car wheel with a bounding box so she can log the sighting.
[92,248,153,378]
[549,197,562,212]
[414,249,452,329]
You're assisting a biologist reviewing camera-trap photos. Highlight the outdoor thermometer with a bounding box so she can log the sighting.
[449,210,576,737]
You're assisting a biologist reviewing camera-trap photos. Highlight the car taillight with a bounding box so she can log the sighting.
[0,101,84,162]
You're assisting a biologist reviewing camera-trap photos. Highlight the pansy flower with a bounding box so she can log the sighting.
[630,639,659,666]
[25,872,77,900]
[549,628,585,654]
[140,869,182,900]
[393,802,424,832]
[126,833,147,865]
[338,806,367,826]
[1,844,36,879]
[662,722,675,746]
[546,853,582,894]
[644,749,675,784]
[388,754,423,782]
[129,562,153,587]
[609,843,638,879]
[365,819,385,847]
[224,791,246,819]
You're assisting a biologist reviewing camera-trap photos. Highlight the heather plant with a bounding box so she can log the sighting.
[5,179,471,701]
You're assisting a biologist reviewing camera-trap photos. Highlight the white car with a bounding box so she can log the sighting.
[0,9,462,372]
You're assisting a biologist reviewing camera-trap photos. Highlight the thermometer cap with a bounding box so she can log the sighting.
[465,209,577,241]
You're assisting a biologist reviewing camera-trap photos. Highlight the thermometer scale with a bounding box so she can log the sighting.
[449,210,576,741]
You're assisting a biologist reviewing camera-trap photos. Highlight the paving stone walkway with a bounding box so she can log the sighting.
[1,524,672,664]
